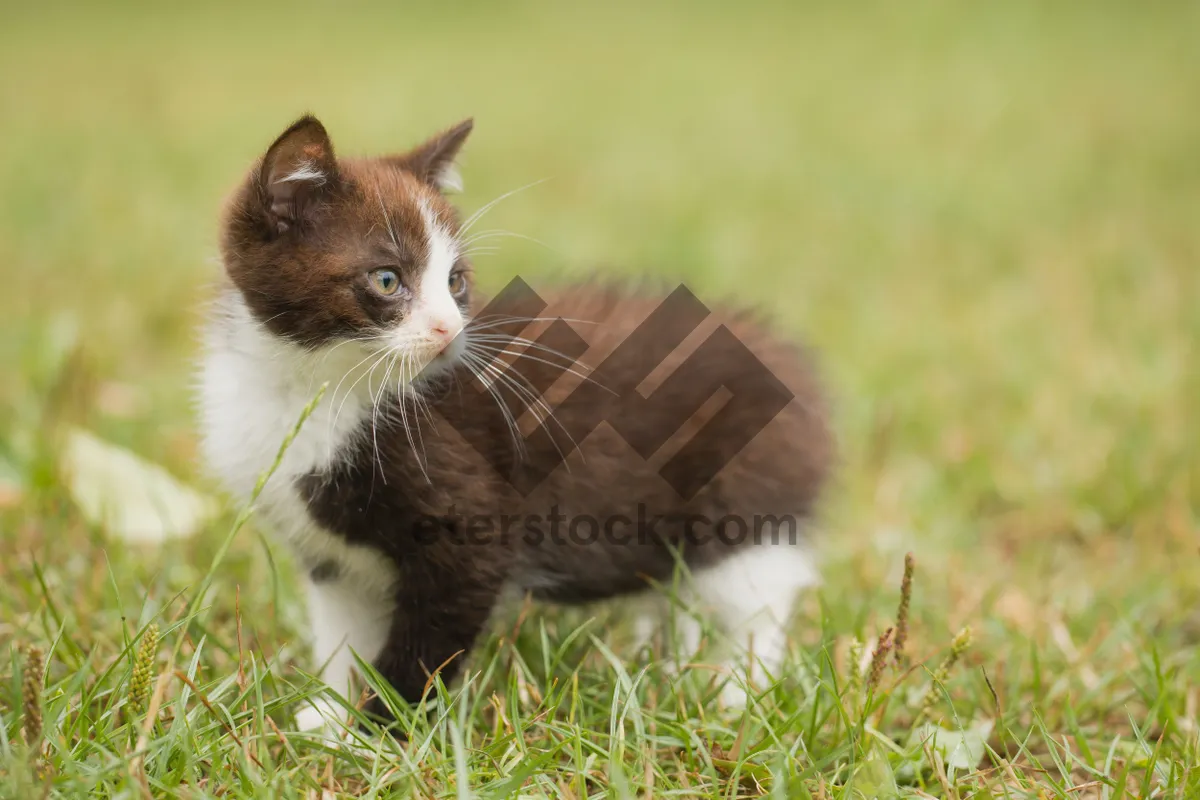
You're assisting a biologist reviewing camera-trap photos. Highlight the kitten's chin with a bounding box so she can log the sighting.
[431,352,467,376]
[428,336,466,371]
[416,346,463,381]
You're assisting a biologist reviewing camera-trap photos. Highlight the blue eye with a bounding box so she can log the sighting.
[369,268,401,296]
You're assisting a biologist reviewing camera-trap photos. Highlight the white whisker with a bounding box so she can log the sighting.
[465,350,580,466]
[369,350,400,484]
[306,331,390,405]
[459,179,548,236]
[409,374,437,428]
[467,315,599,332]
[461,352,526,462]
[324,346,391,453]
[466,342,608,392]
[400,352,430,481]
[329,350,391,450]
[459,247,501,259]
[377,192,402,250]
[461,229,553,254]
[467,333,594,366]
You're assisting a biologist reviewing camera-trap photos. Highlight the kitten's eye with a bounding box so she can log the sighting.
[368,268,402,296]
[448,271,468,298]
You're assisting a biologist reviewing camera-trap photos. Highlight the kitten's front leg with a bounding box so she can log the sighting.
[365,550,505,723]
[295,568,393,734]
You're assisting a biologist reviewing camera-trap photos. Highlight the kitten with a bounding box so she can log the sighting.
[198,115,834,731]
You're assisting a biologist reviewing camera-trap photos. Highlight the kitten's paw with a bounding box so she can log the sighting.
[295,698,350,737]
[630,612,660,656]
[718,672,753,710]
[295,698,397,758]
[717,657,782,710]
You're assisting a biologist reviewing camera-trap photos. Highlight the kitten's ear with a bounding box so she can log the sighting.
[392,118,473,192]
[259,115,338,232]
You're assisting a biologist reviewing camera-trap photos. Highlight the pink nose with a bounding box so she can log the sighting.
[429,320,457,341]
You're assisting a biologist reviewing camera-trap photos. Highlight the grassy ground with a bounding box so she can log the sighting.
[2,1,1199,796]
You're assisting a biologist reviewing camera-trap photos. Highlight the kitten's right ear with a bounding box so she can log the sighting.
[259,115,338,233]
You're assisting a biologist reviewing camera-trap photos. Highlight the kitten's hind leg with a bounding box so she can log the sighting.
[692,545,819,708]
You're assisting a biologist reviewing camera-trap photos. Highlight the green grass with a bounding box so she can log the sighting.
[3,1,1199,796]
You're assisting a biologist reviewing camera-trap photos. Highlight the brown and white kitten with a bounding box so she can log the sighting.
[198,116,833,732]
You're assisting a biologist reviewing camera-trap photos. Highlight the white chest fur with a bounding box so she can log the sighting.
[197,291,399,601]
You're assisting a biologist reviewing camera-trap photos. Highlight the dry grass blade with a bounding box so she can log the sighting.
[22,644,44,749]
[866,627,895,696]
[894,552,915,668]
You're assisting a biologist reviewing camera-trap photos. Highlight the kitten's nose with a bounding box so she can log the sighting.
[429,319,460,343]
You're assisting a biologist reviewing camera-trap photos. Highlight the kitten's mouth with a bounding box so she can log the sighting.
[418,338,465,375]
[367,330,466,385]
[428,350,458,368]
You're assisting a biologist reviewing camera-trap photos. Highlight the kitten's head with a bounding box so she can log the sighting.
[221,115,476,377]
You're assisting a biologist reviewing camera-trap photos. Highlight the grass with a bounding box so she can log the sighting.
[2,0,1199,796]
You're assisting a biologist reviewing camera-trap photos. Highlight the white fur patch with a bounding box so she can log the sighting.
[199,292,399,689]
[436,163,463,193]
[698,545,818,706]
[306,573,392,697]
[630,544,819,708]
[378,198,466,368]
[417,199,462,328]
[277,161,326,184]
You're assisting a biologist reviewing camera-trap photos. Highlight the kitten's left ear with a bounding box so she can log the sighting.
[392,118,474,192]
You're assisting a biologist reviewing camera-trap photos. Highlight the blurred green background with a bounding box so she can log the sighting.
[1,1,1198,794]
[4,1,1196,542]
